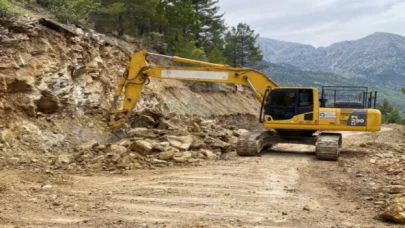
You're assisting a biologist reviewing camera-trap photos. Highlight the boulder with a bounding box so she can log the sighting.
[52,153,74,166]
[200,120,215,127]
[379,197,405,224]
[190,136,206,149]
[111,153,121,163]
[205,137,230,151]
[77,139,98,151]
[117,138,132,147]
[151,159,168,165]
[110,145,127,155]
[173,151,192,163]
[200,149,217,160]
[158,147,179,161]
[233,129,249,137]
[153,142,170,152]
[167,135,193,150]
[120,155,134,166]
[127,128,148,137]
[130,140,154,154]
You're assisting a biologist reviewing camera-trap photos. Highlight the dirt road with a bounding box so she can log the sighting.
[0,129,401,228]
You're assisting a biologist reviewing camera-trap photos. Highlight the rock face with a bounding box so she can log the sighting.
[0,16,130,120]
[0,16,260,170]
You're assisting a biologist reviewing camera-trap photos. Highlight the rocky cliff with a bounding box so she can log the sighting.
[0,16,260,168]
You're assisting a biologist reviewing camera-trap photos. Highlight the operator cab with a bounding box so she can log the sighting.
[263,88,314,121]
[261,86,378,122]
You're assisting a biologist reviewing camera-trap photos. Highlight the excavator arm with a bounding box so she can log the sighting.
[109,50,279,129]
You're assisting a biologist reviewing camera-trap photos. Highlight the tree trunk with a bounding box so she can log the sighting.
[118,13,124,38]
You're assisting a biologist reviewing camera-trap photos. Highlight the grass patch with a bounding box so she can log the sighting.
[0,0,30,17]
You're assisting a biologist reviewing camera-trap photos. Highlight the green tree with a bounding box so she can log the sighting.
[43,0,101,24]
[223,23,262,67]
[0,0,15,16]
[92,0,159,37]
[377,99,405,124]
[175,40,206,60]
[191,0,226,53]
[207,47,225,63]
[161,0,195,53]
[0,0,27,17]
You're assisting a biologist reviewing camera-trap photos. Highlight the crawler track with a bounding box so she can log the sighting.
[315,133,342,161]
[237,130,342,161]
[236,130,274,156]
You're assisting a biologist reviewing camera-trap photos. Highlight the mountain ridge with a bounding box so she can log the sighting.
[257,32,405,91]
[259,32,405,49]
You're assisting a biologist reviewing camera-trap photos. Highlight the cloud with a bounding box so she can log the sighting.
[218,0,405,47]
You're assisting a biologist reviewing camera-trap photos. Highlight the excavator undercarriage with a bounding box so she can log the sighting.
[236,130,342,161]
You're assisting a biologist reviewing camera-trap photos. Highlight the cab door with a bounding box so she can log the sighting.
[264,89,315,122]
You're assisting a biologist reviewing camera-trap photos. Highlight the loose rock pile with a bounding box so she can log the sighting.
[51,112,248,172]
[340,127,405,224]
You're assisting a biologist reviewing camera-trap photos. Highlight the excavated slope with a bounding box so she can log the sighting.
[0,16,260,165]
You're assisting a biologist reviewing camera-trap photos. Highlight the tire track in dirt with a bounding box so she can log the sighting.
[0,135,394,227]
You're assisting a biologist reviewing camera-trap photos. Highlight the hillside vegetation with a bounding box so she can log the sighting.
[7,0,261,67]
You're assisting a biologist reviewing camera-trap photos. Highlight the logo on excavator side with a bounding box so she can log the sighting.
[347,109,367,126]
[319,112,336,119]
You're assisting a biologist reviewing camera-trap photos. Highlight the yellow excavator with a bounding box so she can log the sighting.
[109,50,381,160]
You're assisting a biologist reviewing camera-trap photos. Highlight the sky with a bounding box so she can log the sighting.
[217,0,405,47]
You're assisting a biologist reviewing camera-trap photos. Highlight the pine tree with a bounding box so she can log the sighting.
[191,0,226,53]
[40,0,101,24]
[377,99,405,124]
[161,0,195,53]
[93,0,158,37]
[208,47,225,63]
[223,23,262,67]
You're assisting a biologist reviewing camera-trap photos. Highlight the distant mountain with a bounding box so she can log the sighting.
[257,32,405,90]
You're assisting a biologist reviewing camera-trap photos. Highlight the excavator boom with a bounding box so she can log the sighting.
[109,50,279,129]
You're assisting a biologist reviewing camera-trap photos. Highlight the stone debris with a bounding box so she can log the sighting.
[338,126,405,225]
[379,197,405,224]
[50,113,243,171]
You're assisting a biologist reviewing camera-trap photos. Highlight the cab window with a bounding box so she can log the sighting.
[299,89,313,107]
